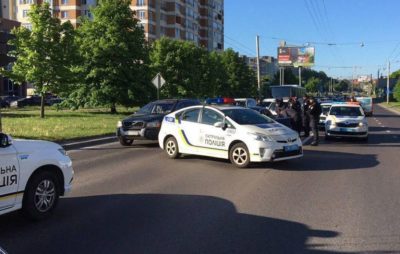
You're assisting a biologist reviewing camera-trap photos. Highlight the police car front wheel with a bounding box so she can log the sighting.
[230,143,250,168]
[165,137,180,159]
[22,171,60,220]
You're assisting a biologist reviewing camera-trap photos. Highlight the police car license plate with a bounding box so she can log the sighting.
[284,144,298,152]
[126,130,140,136]
[339,128,354,132]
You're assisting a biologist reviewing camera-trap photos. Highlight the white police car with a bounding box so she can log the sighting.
[325,103,368,141]
[158,105,303,168]
[318,102,333,129]
[0,133,73,220]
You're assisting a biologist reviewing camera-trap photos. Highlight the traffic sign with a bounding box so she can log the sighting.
[152,73,166,100]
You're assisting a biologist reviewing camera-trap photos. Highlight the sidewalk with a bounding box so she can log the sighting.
[377,103,400,115]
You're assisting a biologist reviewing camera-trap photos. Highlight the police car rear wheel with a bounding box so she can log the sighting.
[165,137,180,159]
[23,171,60,220]
[230,143,250,168]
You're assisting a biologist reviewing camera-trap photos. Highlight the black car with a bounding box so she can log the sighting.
[11,96,42,107]
[116,99,201,146]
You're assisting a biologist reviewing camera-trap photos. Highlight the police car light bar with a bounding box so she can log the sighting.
[205,97,235,105]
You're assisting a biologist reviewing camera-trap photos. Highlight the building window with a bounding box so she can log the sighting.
[61,0,68,4]
[138,10,145,19]
[61,11,68,19]
[175,28,180,38]
[137,0,145,6]
[19,0,34,4]
[22,10,29,17]
[81,0,87,4]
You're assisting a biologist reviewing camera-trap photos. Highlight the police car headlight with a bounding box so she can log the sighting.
[359,122,367,127]
[326,120,336,127]
[58,148,67,156]
[248,132,274,142]
[147,121,161,128]
[117,121,122,128]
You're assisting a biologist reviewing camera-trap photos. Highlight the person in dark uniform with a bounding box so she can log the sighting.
[287,97,302,134]
[307,97,322,146]
[302,95,310,137]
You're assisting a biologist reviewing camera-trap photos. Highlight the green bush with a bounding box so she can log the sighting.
[394,80,400,102]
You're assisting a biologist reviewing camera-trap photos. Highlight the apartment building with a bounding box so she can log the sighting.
[243,56,279,78]
[5,0,223,51]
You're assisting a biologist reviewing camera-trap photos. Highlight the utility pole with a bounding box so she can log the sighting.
[256,35,261,98]
[298,67,302,86]
[387,60,390,104]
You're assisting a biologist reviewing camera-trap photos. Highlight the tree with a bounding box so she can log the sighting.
[272,68,299,85]
[73,0,151,113]
[150,37,210,98]
[335,80,350,92]
[219,49,257,97]
[305,77,320,93]
[0,3,76,118]
[390,69,400,79]
[394,80,400,102]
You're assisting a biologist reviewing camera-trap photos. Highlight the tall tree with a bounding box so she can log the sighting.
[305,77,320,93]
[0,3,76,118]
[393,80,400,102]
[74,0,151,113]
[220,49,257,97]
[150,38,209,98]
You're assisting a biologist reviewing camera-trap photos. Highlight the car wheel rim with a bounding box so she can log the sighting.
[34,179,56,212]
[166,141,176,155]
[232,147,248,165]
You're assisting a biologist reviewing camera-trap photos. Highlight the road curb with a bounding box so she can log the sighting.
[60,135,117,150]
[377,104,400,116]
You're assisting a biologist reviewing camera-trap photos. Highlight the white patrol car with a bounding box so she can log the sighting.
[158,105,303,168]
[318,102,333,129]
[325,103,368,141]
[0,133,73,220]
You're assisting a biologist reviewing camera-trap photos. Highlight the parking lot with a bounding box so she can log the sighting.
[0,105,399,253]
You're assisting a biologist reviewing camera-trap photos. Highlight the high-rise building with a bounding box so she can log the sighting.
[8,0,224,51]
[243,55,279,78]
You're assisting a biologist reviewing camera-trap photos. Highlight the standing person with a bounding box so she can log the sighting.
[307,97,322,146]
[275,98,287,118]
[287,97,302,134]
[302,95,310,137]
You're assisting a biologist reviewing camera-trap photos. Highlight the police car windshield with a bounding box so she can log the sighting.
[322,105,331,115]
[138,102,175,114]
[222,108,274,125]
[330,106,363,116]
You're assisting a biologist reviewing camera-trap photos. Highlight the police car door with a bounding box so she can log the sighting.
[0,142,19,210]
[198,108,229,158]
[178,107,202,153]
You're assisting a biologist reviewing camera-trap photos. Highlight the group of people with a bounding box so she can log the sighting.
[275,95,322,146]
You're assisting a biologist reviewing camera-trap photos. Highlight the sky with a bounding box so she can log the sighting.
[224,0,400,79]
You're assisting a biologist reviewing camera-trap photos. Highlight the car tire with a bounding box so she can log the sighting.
[22,171,60,220]
[229,143,250,168]
[119,136,133,146]
[325,134,332,141]
[165,137,180,159]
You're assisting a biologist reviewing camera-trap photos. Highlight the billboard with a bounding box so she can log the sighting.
[277,46,315,67]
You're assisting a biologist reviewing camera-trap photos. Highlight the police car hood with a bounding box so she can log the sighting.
[243,123,295,137]
[124,113,164,123]
[331,115,364,123]
[12,139,62,153]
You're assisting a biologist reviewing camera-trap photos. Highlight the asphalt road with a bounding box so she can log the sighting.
[1,105,400,254]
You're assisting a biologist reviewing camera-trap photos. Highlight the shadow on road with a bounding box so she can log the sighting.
[1,194,393,254]
[272,150,379,171]
[80,142,160,151]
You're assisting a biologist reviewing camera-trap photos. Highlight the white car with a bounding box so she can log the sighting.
[318,102,333,129]
[158,105,303,168]
[325,103,368,141]
[0,133,73,219]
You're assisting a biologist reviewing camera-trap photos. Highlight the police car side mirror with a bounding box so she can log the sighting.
[0,133,11,148]
[213,121,226,130]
